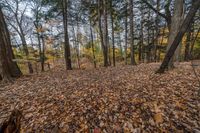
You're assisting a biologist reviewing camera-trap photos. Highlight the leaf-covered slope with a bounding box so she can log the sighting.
[0,63,199,132]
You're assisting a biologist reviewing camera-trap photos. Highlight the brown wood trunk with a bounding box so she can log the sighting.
[103,0,109,67]
[0,8,22,81]
[62,0,72,70]
[166,0,184,67]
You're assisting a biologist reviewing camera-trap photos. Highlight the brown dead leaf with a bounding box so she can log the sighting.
[154,113,163,124]
[94,128,101,133]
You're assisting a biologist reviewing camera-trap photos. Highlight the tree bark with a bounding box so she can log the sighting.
[62,0,72,70]
[154,0,160,62]
[156,0,200,73]
[166,0,184,67]
[110,0,115,67]
[184,26,192,61]
[147,8,151,63]
[124,2,128,65]
[129,0,136,65]
[89,19,97,68]
[41,32,45,71]
[103,0,109,67]
[98,0,103,64]
[33,20,43,72]
[139,2,144,63]
[0,7,22,81]
[75,16,81,69]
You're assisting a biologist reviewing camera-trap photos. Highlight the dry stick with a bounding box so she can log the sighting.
[156,0,200,73]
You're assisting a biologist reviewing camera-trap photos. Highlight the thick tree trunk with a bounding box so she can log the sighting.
[156,0,200,73]
[0,8,22,81]
[62,0,72,70]
[98,0,107,67]
[0,34,12,81]
[88,0,96,68]
[129,0,136,65]
[166,0,184,67]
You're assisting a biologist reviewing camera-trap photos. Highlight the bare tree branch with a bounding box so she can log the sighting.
[141,0,169,22]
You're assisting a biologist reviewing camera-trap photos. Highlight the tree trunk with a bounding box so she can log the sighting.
[89,19,97,68]
[151,29,155,62]
[103,0,109,67]
[19,31,34,74]
[88,0,97,68]
[129,0,136,65]
[14,11,34,74]
[124,2,128,65]
[154,0,160,62]
[0,7,21,81]
[139,3,145,63]
[62,0,72,70]
[156,0,200,73]
[98,0,107,67]
[33,21,43,72]
[147,9,151,63]
[75,16,81,69]
[166,0,184,67]
[41,33,45,71]
[110,0,115,67]
[0,34,12,81]
[184,27,192,61]
[118,33,123,58]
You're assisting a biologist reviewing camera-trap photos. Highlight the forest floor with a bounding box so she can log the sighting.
[0,62,200,133]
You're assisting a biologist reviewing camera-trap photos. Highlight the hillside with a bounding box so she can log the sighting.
[0,63,200,132]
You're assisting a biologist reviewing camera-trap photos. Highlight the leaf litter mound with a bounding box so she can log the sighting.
[0,62,200,132]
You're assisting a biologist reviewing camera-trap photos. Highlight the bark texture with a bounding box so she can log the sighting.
[0,8,22,81]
